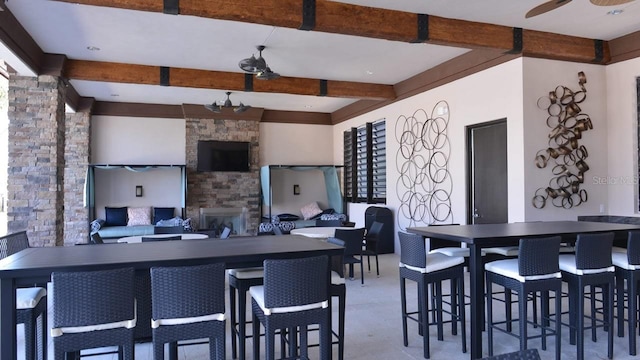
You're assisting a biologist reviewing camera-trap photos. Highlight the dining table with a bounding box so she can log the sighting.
[0,234,343,360]
[117,232,209,243]
[290,226,358,239]
[407,220,640,360]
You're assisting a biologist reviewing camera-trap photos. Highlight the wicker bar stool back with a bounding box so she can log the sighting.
[398,231,466,359]
[250,255,330,360]
[335,228,366,284]
[558,232,615,360]
[363,221,383,277]
[0,231,47,360]
[484,236,562,359]
[612,230,640,355]
[150,262,226,360]
[51,267,136,360]
[229,267,264,360]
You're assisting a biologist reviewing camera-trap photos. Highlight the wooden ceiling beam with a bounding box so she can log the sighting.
[52,0,609,64]
[64,59,396,100]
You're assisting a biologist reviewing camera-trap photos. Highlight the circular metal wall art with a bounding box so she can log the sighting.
[396,101,453,230]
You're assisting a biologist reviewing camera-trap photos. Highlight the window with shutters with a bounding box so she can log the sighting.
[343,119,386,203]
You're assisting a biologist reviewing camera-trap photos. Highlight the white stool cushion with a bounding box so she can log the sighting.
[559,246,576,253]
[484,246,519,256]
[558,254,614,275]
[51,299,137,338]
[485,259,561,282]
[151,312,225,328]
[399,253,464,274]
[249,285,328,316]
[16,287,46,310]
[229,267,264,279]
[612,247,627,253]
[331,271,345,285]
[429,247,487,257]
[612,252,640,271]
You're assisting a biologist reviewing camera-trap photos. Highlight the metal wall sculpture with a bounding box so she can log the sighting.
[395,101,453,230]
[532,71,592,209]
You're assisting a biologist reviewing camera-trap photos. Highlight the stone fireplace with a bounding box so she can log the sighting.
[199,207,249,236]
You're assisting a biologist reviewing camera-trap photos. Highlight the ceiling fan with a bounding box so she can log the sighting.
[526,0,635,18]
[204,92,251,113]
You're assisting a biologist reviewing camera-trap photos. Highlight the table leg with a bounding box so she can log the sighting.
[1,277,17,360]
[469,244,483,359]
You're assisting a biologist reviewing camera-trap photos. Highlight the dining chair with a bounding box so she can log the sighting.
[154,225,183,234]
[0,231,48,360]
[398,231,466,359]
[90,232,104,244]
[484,236,562,360]
[559,232,615,360]
[250,255,330,360]
[612,230,640,356]
[141,235,182,242]
[334,228,367,285]
[150,263,226,360]
[362,221,383,277]
[51,267,136,360]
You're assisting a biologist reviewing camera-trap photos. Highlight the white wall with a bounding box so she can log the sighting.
[91,116,185,164]
[605,57,640,216]
[522,59,608,220]
[334,59,527,251]
[259,123,334,165]
[267,168,330,217]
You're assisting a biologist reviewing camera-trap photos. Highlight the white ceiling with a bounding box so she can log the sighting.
[2,0,640,114]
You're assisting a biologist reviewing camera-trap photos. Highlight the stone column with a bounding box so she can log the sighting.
[7,75,66,247]
[64,110,91,245]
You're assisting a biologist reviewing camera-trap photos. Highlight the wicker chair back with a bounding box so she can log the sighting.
[263,255,328,309]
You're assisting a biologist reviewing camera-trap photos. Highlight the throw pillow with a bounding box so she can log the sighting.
[300,201,323,220]
[153,207,175,223]
[127,207,151,226]
[104,207,127,227]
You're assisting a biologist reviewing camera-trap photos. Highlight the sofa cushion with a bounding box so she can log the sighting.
[153,207,175,223]
[128,207,151,226]
[98,225,155,239]
[105,207,127,227]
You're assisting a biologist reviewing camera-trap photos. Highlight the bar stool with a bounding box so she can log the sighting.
[51,267,136,360]
[398,231,466,359]
[250,255,330,360]
[484,236,562,359]
[612,230,640,356]
[150,263,226,360]
[1,231,47,360]
[559,232,615,360]
[229,267,264,360]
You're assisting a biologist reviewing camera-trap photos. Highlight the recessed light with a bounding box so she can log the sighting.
[304,105,313,109]
[607,9,623,15]
[86,46,100,51]
[365,70,374,75]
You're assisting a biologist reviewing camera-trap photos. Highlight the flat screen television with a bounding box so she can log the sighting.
[197,140,250,172]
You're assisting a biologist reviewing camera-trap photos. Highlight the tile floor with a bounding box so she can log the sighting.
[15,252,639,359]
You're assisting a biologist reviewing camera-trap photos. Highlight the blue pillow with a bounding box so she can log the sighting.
[104,207,127,226]
[154,207,175,223]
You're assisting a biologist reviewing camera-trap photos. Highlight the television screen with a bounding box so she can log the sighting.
[197,141,250,172]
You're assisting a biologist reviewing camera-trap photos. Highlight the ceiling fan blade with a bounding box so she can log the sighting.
[590,0,634,5]
[204,104,221,113]
[526,0,572,18]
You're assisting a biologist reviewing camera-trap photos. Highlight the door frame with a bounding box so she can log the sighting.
[465,118,507,224]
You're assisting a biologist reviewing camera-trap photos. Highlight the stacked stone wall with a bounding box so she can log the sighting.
[7,75,65,246]
[63,111,91,245]
[185,118,260,233]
